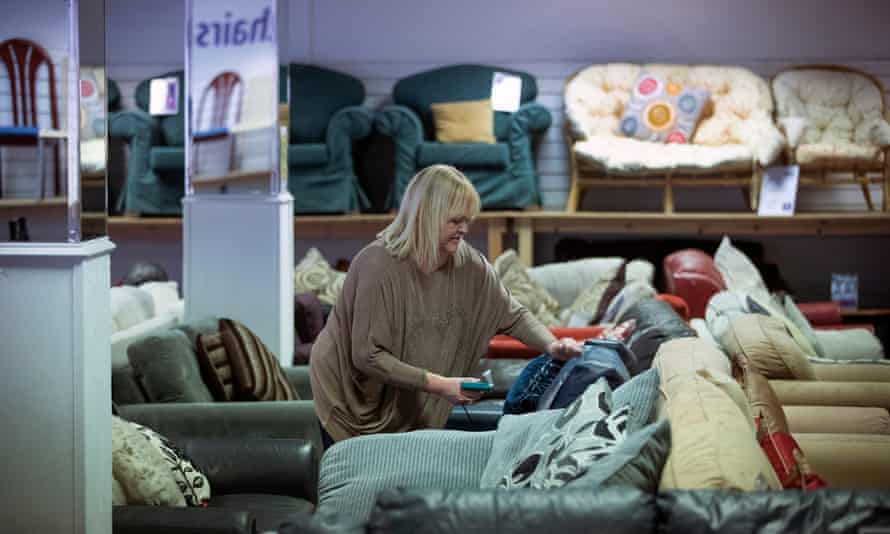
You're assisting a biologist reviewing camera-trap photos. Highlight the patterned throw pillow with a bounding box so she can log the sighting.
[130,421,212,507]
[112,416,186,507]
[498,378,630,489]
[493,250,561,327]
[294,248,345,307]
[618,72,709,144]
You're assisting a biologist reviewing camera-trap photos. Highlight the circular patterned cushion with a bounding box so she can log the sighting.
[719,314,816,380]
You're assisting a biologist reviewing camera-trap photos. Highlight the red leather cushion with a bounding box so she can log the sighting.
[487,326,604,359]
[663,249,726,319]
[796,301,843,325]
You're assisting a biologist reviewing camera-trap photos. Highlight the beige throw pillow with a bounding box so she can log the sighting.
[719,314,816,380]
[493,250,561,327]
[562,264,621,326]
[295,248,345,306]
[431,99,496,144]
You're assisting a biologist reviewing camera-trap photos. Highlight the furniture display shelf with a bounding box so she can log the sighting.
[511,211,890,266]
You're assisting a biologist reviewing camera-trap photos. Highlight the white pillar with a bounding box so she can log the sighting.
[183,194,294,366]
[0,238,114,534]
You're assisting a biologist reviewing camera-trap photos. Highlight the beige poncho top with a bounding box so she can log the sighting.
[309,241,556,441]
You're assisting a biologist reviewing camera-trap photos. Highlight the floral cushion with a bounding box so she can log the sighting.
[112,415,187,506]
[618,72,709,144]
[294,248,345,306]
[493,250,561,327]
[130,422,212,506]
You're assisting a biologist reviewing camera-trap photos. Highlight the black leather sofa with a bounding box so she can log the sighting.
[116,401,320,534]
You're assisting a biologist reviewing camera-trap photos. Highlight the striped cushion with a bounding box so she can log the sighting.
[317,430,494,521]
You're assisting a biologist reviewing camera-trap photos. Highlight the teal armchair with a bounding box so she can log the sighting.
[284,64,372,213]
[109,70,186,215]
[109,65,372,215]
[375,64,551,209]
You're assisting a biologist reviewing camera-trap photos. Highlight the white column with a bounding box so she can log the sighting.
[0,238,115,534]
[183,193,294,366]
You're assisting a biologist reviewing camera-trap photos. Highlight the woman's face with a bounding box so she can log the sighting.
[440,215,471,257]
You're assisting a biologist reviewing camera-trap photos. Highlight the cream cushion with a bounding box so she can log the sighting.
[812,328,885,361]
[527,257,654,310]
[566,63,784,172]
[784,406,890,435]
[493,250,561,327]
[110,286,156,333]
[712,235,770,298]
[658,371,780,491]
[720,314,816,380]
[795,433,890,489]
[112,416,186,506]
[654,337,732,385]
[138,281,181,317]
[772,68,890,166]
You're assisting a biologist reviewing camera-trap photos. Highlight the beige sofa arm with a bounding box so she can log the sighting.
[784,405,890,435]
[770,380,890,412]
[812,362,890,383]
[795,433,890,489]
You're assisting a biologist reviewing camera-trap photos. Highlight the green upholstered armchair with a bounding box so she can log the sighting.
[284,64,372,213]
[374,64,551,209]
[109,70,186,215]
[109,65,372,215]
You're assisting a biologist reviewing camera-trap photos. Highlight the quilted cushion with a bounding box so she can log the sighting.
[618,72,708,144]
[416,142,509,168]
[719,314,816,380]
[574,136,754,174]
[772,68,890,156]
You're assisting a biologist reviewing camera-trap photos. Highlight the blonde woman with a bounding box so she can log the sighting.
[309,165,582,448]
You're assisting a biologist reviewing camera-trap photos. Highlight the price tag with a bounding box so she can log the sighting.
[491,72,522,112]
[149,77,179,116]
[758,165,799,216]
[831,273,859,310]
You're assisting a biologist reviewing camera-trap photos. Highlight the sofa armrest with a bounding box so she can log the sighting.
[118,401,321,450]
[113,505,252,534]
[109,109,160,144]
[784,405,890,435]
[811,362,890,383]
[284,366,313,399]
[506,102,552,136]
[794,433,890,489]
[770,380,890,413]
[325,105,373,173]
[368,486,655,534]
[374,105,424,207]
[181,438,317,503]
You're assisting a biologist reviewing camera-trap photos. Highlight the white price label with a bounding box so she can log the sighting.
[758,165,799,216]
[491,72,522,113]
[149,77,179,116]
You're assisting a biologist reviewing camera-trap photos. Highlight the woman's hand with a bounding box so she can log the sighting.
[547,337,584,361]
[425,373,485,405]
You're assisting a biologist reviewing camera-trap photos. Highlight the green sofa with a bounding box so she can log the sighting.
[109,65,372,215]
[375,64,551,209]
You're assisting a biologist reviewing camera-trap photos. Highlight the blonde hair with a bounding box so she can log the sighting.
[378,164,481,272]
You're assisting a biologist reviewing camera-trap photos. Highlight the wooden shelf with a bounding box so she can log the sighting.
[0,197,67,208]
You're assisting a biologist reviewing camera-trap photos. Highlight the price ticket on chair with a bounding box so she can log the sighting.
[149,77,179,116]
[491,71,522,112]
[758,165,799,216]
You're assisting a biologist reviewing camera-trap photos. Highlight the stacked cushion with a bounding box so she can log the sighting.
[719,314,816,380]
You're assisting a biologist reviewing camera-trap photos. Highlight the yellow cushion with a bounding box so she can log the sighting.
[431,99,496,144]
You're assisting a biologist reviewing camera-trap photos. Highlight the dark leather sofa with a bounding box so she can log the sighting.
[116,401,320,534]
[359,486,890,534]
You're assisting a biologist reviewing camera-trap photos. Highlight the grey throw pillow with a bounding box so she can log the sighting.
[479,409,564,488]
[612,368,660,433]
[565,418,670,492]
[127,329,214,403]
[496,378,631,490]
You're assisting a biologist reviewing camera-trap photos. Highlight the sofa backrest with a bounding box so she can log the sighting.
[564,63,774,145]
[392,63,538,142]
[134,70,186,147]
[285,63,365,144]
[772,65,888,147]
[663,249,726,320]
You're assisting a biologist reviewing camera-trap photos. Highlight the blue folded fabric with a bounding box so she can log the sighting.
[537,339,633,411]
[503,354,565,415]
[193,127,228,140]
[0,126,39,136]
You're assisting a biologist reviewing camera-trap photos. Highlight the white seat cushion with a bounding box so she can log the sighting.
[574,136,754,174]
[138,281,182,317]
